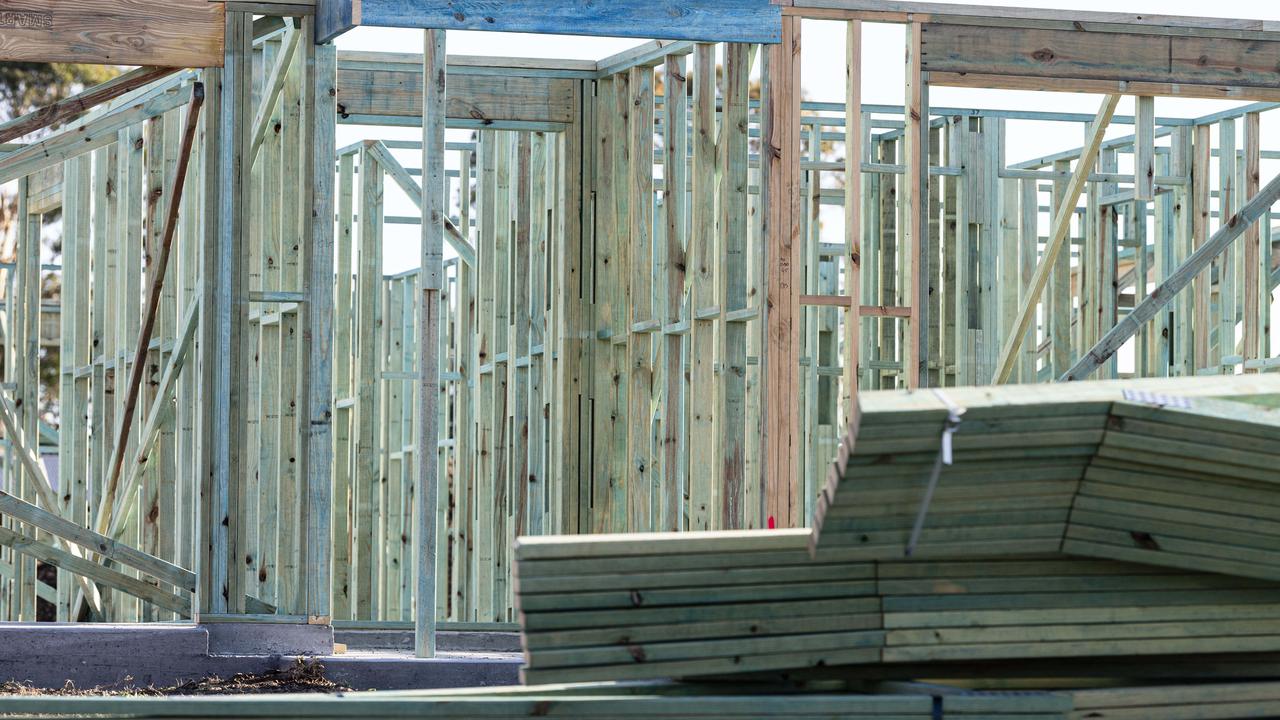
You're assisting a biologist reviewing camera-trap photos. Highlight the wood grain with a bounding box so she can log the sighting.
[0,0,224,67]
[922,23,1280,90]
[336,67,574,125]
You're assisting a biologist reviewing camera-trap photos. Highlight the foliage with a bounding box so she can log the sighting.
[0,63,119,122]
[0,63,119,424]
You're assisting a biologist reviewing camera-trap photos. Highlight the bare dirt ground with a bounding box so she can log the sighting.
[0,659,351,696]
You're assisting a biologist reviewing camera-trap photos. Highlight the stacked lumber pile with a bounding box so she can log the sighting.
[877,556,1280,664]
[508,375,1280,717]
[515,547,1280,680]
[815,398,1106,558]
[514,530,883,684]
[1065,680,1280,719]
[880,680,1280,719]
[814,376,1280,567]
[0,689,937,719]
[17,678,1280,719]
[1064,396,1280,581]
[939,692,1073,719]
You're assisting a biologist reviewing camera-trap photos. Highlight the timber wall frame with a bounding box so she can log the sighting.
[0,0,1279,659]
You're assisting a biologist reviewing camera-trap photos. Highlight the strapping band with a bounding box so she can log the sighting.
[905,389,966,557]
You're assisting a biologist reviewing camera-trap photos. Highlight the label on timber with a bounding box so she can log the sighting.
[0,11,53,29]
[1122,389,1192,409]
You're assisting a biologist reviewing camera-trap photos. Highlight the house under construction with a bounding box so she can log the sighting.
[1,0,1280,715]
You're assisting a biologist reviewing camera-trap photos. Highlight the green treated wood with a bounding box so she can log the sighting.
[355,146,384,621]
[992,95,1120,383]
[475,130,498,618]
[626,64,655,533]
[0,85,197,185]
[58,153,91,620]
[659,53,686,533]
[0,487,193,592]
[719,44,750,529]
[417,27,447,658]
[491,130,512,620]
[0,526,189,617]
[687,44,717,532]
[1064,168,1280,379]
[332,129,356,622]
[301,22,338,623]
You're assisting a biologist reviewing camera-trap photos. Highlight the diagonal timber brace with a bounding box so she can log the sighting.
[1063,170,1280,381]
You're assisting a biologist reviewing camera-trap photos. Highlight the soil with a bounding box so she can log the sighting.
[0,659,351,696]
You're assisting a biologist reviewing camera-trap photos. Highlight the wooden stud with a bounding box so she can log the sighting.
[416,27,447,658]
[992,95,1120,384]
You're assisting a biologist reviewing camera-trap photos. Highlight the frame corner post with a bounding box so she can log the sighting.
[904,20,930,389]
[300,17,339,623]
[415,26,447,660]
[763,14,803,529]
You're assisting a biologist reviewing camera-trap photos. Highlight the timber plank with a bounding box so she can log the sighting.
[0,0,224,67]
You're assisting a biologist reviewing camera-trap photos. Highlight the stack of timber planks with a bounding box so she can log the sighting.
[1065,681,1280,719]
[20,680,1280,719]
[507,375,1280,717]
[0,684,937,719]
[1064,396,1280,581]
[814,399,1107,558]
[514,530,884,684]
[814,375,1280,564]
[939,691,1073,719]
[876,556,1280,664]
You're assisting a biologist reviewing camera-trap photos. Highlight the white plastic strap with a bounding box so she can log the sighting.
[905,389,967,557]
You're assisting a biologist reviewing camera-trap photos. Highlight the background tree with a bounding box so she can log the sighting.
[1,63,120,423]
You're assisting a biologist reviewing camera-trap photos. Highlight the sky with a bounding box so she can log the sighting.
[336,0,1280,362]
[336,0,1280,262]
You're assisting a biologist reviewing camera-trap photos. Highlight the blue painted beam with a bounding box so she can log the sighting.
[317,0,356,43]
[320,0,781,45]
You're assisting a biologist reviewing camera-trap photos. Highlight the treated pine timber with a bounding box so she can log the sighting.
[818,375,1280,577]
[844,19,862,430]
[0,487,194,593]
[992,94,1119,384]
[0,0,224,67]
[318,0,782,44]
[928,71,1280,103]
[920,23,1280,91]
[1063,170,1280,380]
[0,689,933,718]
[300,23,338,623]
[787,1,1280,39]
[416,27,446,658]
[0,393,104,615]
[515,529,884,684]
[17,0,1280,632]
[515,535,1280,685]
[99,83,204,541]
[363,141,477,265]
[764,15,803,530]
[0,526,189,616]
[0,67,179,145]
[904,21,928,388]
[0,84,198,185]
[249,25,301,163]
[201,9,254,617]
[106,300,200,539]
[336,60,576,128]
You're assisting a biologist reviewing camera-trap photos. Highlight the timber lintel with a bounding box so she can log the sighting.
[317,0,783,45]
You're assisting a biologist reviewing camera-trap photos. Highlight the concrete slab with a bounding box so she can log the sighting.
[335,628,522,653]
[205,622,333,656]
[325,651,522,690]
[0,623,209,689]
[0,622,521,691]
